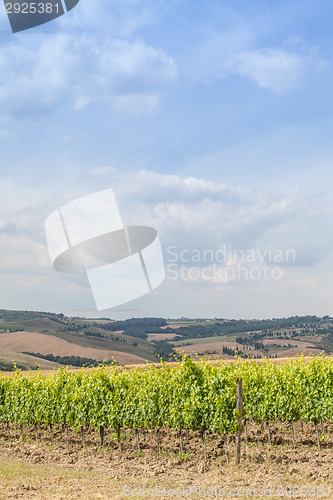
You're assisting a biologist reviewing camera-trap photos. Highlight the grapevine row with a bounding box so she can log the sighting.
[0,356,332,441]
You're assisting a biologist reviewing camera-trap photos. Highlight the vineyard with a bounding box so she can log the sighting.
[0,356,333,456]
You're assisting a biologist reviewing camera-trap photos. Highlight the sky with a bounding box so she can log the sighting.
[1,0,333,319]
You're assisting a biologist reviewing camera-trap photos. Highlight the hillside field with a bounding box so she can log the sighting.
[0,331,145,366]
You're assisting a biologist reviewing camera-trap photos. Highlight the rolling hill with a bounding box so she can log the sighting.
[1,309,333,370]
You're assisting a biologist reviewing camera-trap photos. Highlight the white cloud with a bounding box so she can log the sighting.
[173,3,328,95]
[82,169,333,264]
[3,171,333,278]
[227,46,327,95]
[0,34,177,118]
[2,171,333,315]
[232,48,306,94]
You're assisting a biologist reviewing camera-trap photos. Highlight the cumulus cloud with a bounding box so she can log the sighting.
[0,34,177,118]
[227,47,321,94]
[3,170,333,279]
[82,169,333,267]
[0,0,177,119]
[231,48,307,94]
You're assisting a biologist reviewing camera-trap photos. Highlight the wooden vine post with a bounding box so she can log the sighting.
[235,379,243,465]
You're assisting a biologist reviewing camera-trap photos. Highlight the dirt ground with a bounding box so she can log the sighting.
[0,421,332,499]
[146,334,182,342]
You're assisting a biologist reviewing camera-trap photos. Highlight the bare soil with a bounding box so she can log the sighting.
[146,334,182,341]
[0,421,332,499]
[176,341,241,355]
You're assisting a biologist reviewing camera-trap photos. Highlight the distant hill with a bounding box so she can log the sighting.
[0,309,332,369]
[0,309,68,324]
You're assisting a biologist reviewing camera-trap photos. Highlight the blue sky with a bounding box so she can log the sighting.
[1,0,333,319]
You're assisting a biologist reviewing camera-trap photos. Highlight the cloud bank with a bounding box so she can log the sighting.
[0,33,177,118]
[1,170,333,316]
